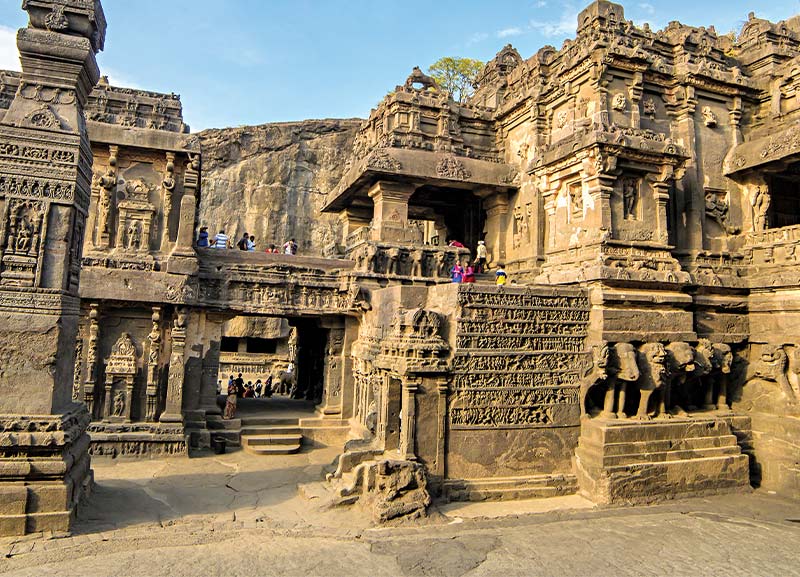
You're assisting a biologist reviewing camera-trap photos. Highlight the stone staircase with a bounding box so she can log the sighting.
[442,474,577,502]
[240,417,303,455]
[575,416,751,505]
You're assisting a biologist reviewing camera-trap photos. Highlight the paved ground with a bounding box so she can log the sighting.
[1,446,799,577]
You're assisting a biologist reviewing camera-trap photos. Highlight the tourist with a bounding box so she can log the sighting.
[211,229,230,249]
[254,379,263,397]
[217,380,222,395]
[475,240,487,273]
[447,238,465,248]
[234,373,245,398]
[451,261,464,283]
[463,263,475,283]
[243,383,255,398]
[495,264,508,286]
[266,244,279,253]
[247,235,256,252]
[223,380,237,420]
[196,226,209,248]
[265,374,274,396]
[237,232,250,251]
[283,238,298,255]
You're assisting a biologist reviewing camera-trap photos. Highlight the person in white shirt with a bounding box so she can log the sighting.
[211,230,229,249]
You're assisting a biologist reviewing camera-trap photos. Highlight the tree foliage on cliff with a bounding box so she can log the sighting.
[427,57,485,103]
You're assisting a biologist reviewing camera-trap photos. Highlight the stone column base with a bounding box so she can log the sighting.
[575,415,751,505]
[0,405,93,536]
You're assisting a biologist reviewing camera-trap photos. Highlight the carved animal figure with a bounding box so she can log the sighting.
[581,343,610,418]
[753,343,797,402]
[279,370,297,397]
[664,341,696,416]
[632,342,668,419]
[705,343,734,410]
[688,339,714,410]
[611,342,640,418]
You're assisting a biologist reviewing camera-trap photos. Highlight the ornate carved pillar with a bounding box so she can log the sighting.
[482,191,509,266]
[649,165,675,246]
[627,72,643,129]
[96,145,117,249]
[399,377,420,461]
[674,85,702,251]
[367,181,416,243]
[161,308,187,423]
[83,303,100,417]
[434,378,449,481]
[0,0,106,535]
[145,306,162,421]
[317,322,345,416]
[167,153,200,273]
[160,152,176,251]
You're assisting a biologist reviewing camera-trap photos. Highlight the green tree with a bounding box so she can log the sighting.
[427,57,485,103]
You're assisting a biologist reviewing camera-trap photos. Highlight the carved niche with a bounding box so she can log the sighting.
[103,332,138,422]
[0,199,45,287]
[115,179,156,253]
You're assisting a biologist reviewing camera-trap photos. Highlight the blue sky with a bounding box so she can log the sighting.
[1,0,798,131]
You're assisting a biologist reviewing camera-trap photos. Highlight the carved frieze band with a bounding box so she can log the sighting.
[450,286,590,429]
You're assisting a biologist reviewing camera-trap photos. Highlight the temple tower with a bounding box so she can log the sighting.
[0,0,106,535]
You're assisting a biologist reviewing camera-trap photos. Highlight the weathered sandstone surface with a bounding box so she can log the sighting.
[193,119,361,255]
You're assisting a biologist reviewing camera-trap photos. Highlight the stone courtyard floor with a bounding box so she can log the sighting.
[1,446,799,577]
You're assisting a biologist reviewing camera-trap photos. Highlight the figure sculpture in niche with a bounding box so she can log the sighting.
[127,220,142,250]
[705,192,739,235]
[15,219,31,252]
[113,391,125,417]
[622,179,638,220]
[752,186,770,232]
[701,106,717,127]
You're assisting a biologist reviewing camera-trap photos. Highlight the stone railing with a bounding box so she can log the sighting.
[346,239,470,280]
[744,223,800,247]
[345,225,372,250]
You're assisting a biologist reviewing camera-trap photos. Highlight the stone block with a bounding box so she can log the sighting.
[0,486,27,515]
[0,514,27,536]
[576,417,751,505]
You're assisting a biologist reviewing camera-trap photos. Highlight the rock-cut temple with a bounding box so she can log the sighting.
[0,0,799,534]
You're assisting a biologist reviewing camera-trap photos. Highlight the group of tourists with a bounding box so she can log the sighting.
[448,239,507,286]
[222,372,293,420]
[196,226,298,255]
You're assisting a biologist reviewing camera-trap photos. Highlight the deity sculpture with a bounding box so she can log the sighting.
[15,219,32,253]
[113,391,125,417]
[752,186,770,232]
[622,179,638,220]
[127,220,142,250]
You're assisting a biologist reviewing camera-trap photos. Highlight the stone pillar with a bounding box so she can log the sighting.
[160,152,176,251]
[399,377,420,461]
[674,86,702,252]
[200,314,224,418]
[339,207,372,247]
[317,320,346,417]
[83,303,101,418]
[161,308,187,423]
[167,152,200,274]
[96,145,117,249]
[0,0,106,535]
[433,378,448,481]
[368,181,416,243]
[145,307,162,422]
[649,165,675,246]
[482,192,509,266]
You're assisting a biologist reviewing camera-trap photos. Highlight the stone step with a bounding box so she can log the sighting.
[581,418,732,445]
[239,417,299,427]
[243,434,303,446]
[580,434,739,457]
[209,430,241,446]
[443,474,577,502]
[242,442,301,455]
[208,418,241,431]
[241,425,301,436]
[577,443,741,468]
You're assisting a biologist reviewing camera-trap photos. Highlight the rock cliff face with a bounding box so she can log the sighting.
[193,119,361,255]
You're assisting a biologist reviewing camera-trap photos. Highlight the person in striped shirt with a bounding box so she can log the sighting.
[211,229,230,249]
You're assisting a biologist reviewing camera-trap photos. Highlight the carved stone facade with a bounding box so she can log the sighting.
[3,0,800,534]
